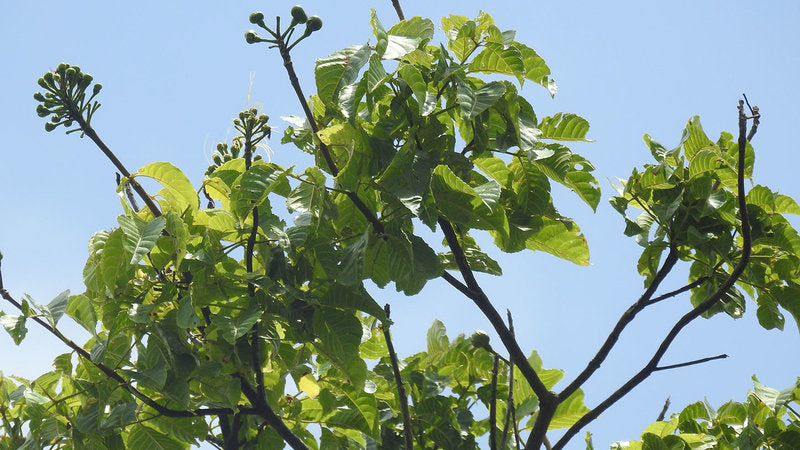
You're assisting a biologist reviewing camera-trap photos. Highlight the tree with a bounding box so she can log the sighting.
[2,2,799,448]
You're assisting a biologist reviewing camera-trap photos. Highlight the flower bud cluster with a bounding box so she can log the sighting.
[34,63,102,135]
[244,5,322,50]
[205,109,270,176]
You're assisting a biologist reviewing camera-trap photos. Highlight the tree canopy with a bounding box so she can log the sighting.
[2,2,799,449]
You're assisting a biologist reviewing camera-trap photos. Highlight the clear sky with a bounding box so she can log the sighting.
[2,1,799,448]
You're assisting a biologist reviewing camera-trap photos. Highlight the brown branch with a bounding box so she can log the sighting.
[236,374,310,450]
[71,111,162,218]
[489,354,500,450]
[382,304,414,449]
[558,246,679,404]
[276,44,383,235]
[437,219,556,448]
[0,286,230,418]
[390,0,406,20]
[654,354,727,371]
[552,101,755,449]
[644,276,708,307]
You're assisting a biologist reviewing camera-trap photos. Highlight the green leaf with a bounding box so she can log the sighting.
[457,81,506,121]
[313,309,367,390]
[365,54,389,93]
[118,215,166,265]
[752,375,795,413]
[384,35,422,60]
[317,123,370,191]
[213,305,262,345]
[469,42,525,85]
[230,162,291,219]
[515,42,557,96]
[426,319,449,363]
[337,230,369,286]
[387,16,435,43]
[125,423,186,450]
[369,9,388,57]
[287,167,328,214]
[0,313,27,345]
[98,228,129,291]
[135,162,198,213]
[44,290,69,327]
[66,293,97,333]
[398,64,428,114]
[316,45,371,106]
[538,113,592,142]
[550,389,590,429]
[526,217,590,265]
[534,144,600,210]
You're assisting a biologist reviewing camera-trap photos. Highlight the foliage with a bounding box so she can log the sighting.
[612,377,800,450]
[1,3,798,449]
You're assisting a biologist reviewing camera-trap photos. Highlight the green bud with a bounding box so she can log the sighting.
[290,5,308,26]
[245,30,260,44]
[63,120,73,128]
[56,63,68,72]
[43,72,54,84]
[36,105,51,117]
[83,74,93,84]
[33,92,46,102]
[213,154,222,165]
[65,67,76,82]
[92,84,102,95]
[249,11,264,24]
[254,154,263,161]
[231,146,240,159]
[216,143,226,152]
[223,154,232,162]
[469,331,491,351]
[44,122,57,132]
[258,114,269,124]
[306,15,322,32]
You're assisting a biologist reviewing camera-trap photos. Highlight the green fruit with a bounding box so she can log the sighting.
[44,122,57,132]
[249,11,264,24]
[291,5,307,24]
[244,30,260,44]
[306,15,322,32]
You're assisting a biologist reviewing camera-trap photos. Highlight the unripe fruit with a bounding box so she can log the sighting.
[33,92,46,102]
[245,30,260,44]
[44,122,57,132]
[249,12,264,24]
[93,84,102,95]
[36,105,51,117]
[291,5,308,24]
[306,15,322,32]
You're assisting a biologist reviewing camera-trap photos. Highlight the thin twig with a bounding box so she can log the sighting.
[489,354,500,450]
[552,100,756,449]
[236,374,311,450]
[654,354,727,371]
[382,304,414,449]
[644,276,708,307]
[655,397,670,421]
[501,311,516,449]
[558,246,679,404]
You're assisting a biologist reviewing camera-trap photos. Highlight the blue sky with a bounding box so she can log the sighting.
[2,1,799,447]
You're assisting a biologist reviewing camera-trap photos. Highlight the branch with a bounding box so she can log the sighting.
[501,311,518,449]
[276,44,384,235]
[489,354,500,450]
[654,354,727,371]
[390,0,406,20]
[72,111,162,218]
[553,101,755,449]
[236,374,310,450]
[0,285,230,418]
[644,276,708,307]
[437,219,556,447]
[382,304,414,450]
[558,246,679,403]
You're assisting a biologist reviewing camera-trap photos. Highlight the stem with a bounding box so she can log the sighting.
[391,0,406,20]
[382,305,414,449]
[654,354,727,371]
[489,354,499,450]
[276,44,384,235]
[71,110,162,218]
[559,247,679,402]
[0,286,232,418]
[553,101,756,449]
